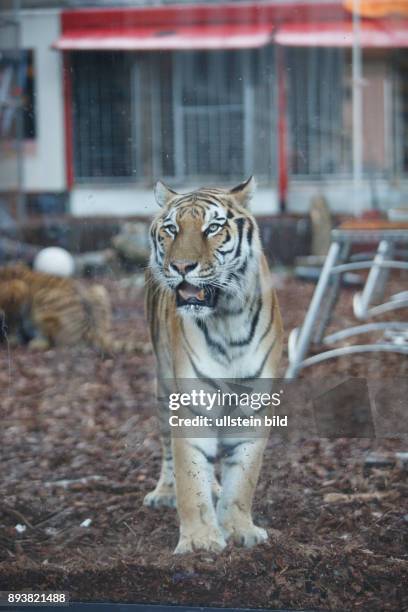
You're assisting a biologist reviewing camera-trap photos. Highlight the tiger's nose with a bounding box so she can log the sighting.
[170,260,198,276]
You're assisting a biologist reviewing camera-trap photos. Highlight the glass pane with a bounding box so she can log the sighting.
[287,47,351,176]
[72,52,132,180]
[1,3,407,610]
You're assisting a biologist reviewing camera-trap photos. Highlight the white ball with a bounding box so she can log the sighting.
[33,247,75,277]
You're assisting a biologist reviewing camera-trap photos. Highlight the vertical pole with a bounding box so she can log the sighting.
[14,0,25,228]
[383,74,391,177]
[352,0,363,212]
[277,45,288,213]
[151,54,162,181]
[392,60,403,181]
[63,52,74,190]
[131,59,140,179]
[243,51,254,178]
[172,52,184,182]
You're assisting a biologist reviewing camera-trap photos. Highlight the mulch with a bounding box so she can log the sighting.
[0,273,407,611]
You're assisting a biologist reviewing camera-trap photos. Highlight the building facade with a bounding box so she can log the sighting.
[1,1,408,217]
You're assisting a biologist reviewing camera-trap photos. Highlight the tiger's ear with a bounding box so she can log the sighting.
[154,180,178,208]
[229,176,256,208]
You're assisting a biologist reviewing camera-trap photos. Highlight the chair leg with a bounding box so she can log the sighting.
[313,242,350,344]
[353,240,391,320]
[285,241,341,378]
[372,242,394,304]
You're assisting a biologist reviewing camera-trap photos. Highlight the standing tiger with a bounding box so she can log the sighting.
[145,177,283,554]
[0,263,117,352]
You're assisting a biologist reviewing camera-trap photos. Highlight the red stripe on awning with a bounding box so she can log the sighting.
[275,19,408,47]
[53,24,274,51]
[59,3,347,30]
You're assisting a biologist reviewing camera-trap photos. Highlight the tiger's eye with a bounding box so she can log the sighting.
[164,224,177,236]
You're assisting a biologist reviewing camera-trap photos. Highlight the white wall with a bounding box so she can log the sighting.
[287,178,408,215]
[70,179,408,218]
[0,9,65,193]
[70,185,280,217]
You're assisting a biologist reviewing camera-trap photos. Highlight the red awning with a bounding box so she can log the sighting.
[53,24,274,51]
[275,19,408,47]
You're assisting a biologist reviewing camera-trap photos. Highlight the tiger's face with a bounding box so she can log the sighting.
[149,178,260,317]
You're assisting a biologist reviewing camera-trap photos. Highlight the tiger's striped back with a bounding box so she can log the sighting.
[0,263,114,351]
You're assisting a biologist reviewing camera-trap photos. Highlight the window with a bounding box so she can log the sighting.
[286,47,351,177]
[72,52,133,180]
[72,48,275,184]
[173,51,248,179]
[0,49,36,141]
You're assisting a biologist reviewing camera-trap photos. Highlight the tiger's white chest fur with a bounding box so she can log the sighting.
[177,264,278,380]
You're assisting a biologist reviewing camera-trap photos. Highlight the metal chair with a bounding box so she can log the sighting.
[286,220,408,378]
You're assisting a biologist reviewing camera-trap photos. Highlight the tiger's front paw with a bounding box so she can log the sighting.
[143,487,176,509]
[222,522,268,548]
[174,528,226,554]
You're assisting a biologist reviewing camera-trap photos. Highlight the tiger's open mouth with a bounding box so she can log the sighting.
[175,281,219,309]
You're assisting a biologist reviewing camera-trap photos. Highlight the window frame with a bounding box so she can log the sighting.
[72,48,276,187]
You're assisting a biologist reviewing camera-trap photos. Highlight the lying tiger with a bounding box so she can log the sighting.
[0,263,118,352]
[145,177,283,554]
